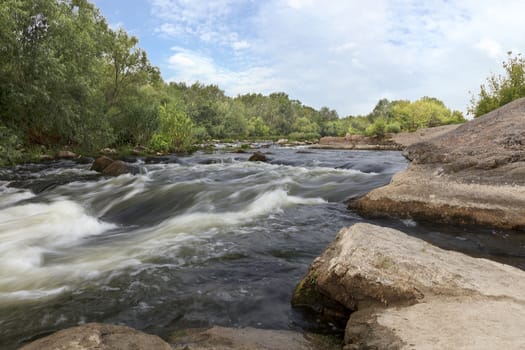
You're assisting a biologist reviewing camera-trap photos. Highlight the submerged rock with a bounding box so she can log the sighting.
[350,97,525,229]
[248,151,268,162]
[19,323,172,350]
[293,223,525,349]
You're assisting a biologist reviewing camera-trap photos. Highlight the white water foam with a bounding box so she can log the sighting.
[0,200,118,299]
[154,189,325,236]
[0,184,35,209]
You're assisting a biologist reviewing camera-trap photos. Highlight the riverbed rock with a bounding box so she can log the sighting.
[292,223,525,349]
[18,323,172,350]
[314,135,403,151]
[56,150,78,159]
[349,97,525,229]
[169,326,333,350]
[101,160,138,176]
[91,156,114,172]
[248,151,268,162]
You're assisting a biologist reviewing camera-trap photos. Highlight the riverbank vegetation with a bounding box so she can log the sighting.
[469,52,525,117]
[1,0,466,166]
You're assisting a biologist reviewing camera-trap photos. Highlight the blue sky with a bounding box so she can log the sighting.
[92,0,525,116]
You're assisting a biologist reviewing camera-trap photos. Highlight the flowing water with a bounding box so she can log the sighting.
[1,148,524,349]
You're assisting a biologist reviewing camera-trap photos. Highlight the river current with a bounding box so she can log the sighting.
[1,148,524,348]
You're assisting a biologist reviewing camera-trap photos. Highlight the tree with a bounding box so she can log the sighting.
[248,117,270,137]
[150,103,193,152]
[469,52,525,117]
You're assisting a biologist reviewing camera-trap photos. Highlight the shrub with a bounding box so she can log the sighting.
[385,122,401,133]
[0,126,23,166]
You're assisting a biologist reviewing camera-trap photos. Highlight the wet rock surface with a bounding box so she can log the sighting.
[293,223,525,349]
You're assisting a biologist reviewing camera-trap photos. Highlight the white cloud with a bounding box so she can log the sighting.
[149,0,525,115]
[232,40,250,51]
[475,38,503,59]
[167,48,284,95]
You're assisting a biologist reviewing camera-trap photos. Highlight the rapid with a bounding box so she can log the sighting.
[0,148,523,348]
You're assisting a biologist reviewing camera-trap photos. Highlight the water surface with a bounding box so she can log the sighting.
[0,148,523,348]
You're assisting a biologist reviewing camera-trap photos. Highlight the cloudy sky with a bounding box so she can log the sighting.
[91,0,525,116]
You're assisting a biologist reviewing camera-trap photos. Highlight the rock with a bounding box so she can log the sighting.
[18,323,172,350]
[118,155,138,163]
[39,154,54,162]
[351,98,525,228]
[100,147,117,155]
[348,164,525,229]
[169,326,324,350]
[56,150,77,159]
[132,146,150,155]
[91,156,114,173]
[75,156,94,165]
[293,223,525,349]
[277,138,289,145]
[403,97,525,182]
[248,151,268,162]
[314,135,403,151]
[144,156,181,164]
[101,160,138,176]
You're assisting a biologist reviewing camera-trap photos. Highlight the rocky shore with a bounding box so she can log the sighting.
[18,323,338,350]
[349,97,525,229]
[291,99,525,348]
[293,223,525,349]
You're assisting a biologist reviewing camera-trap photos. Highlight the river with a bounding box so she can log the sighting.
[1,148,524,349]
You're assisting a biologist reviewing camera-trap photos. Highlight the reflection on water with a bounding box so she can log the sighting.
[0,148,523,349]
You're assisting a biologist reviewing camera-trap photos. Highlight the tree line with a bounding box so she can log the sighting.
[5,1,521,166]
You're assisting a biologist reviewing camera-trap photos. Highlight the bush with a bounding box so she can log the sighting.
[364,118,386,137]
[385,122,401,133]
[469,52,525,117]
[0,126,23,166]
[150,103,194,153]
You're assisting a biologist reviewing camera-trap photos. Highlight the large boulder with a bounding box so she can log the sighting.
[91,156,114,173]
[101,160,138,176]
[350,98,525,228]
[248,151,268,162]
[18,323,172,350]
[293,223,525,349]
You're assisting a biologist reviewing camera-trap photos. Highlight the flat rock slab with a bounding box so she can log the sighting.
[18,323,172,350]
[350,98,525,228]
[293,223,525,349]
[349,164,525,229]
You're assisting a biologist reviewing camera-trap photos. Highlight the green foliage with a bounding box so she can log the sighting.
[0,0,469,163]
[365,118,386,137]
[385,122,401,133]
[0,126,23,166]
[469,52,525,117]
[347,97,464,137]
[248,117,270,137]
[150,103,194,153]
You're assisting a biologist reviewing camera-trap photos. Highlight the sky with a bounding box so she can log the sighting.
[91,0,525,117]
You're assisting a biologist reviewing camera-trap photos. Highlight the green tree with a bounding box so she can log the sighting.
[248,117,270,137]
[469,52,525,117]
[150,103,193,152]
